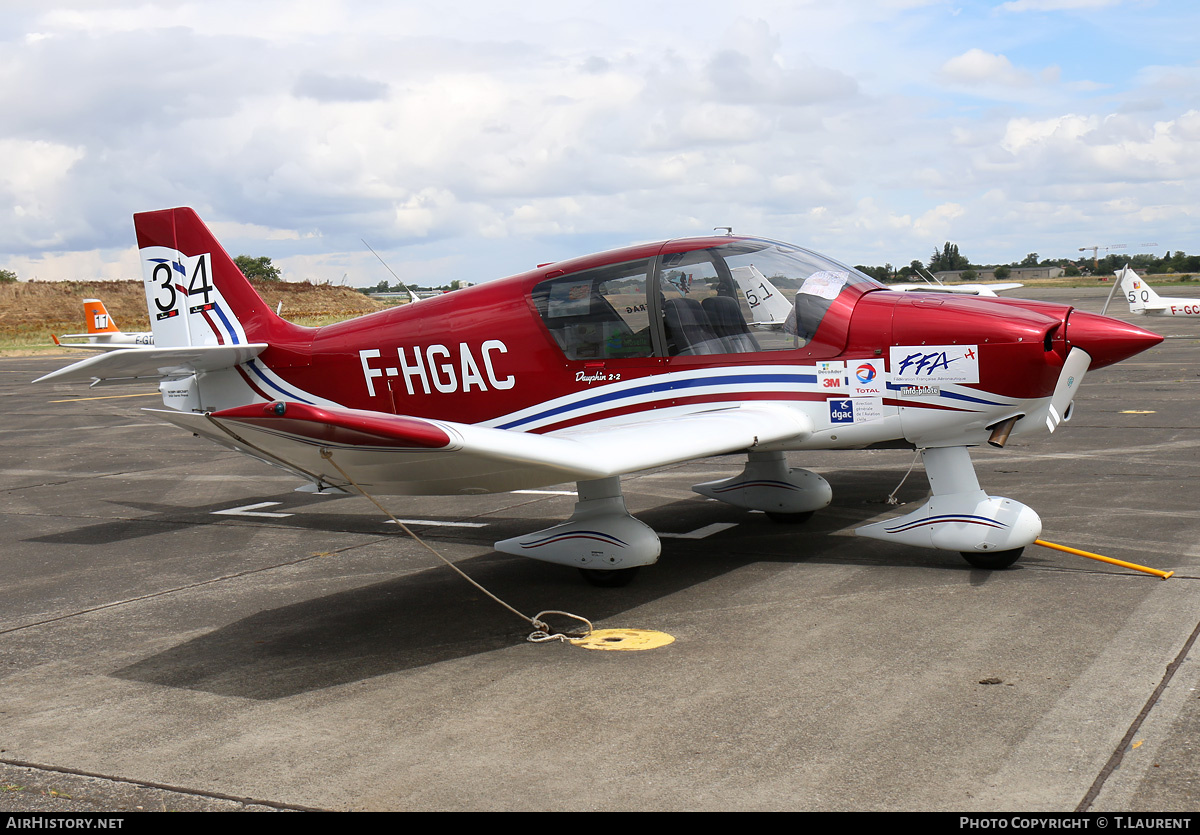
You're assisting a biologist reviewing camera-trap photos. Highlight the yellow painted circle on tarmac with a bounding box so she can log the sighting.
[570,629,675,651]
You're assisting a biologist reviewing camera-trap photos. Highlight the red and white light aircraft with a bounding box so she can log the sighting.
[38,208,1161,583]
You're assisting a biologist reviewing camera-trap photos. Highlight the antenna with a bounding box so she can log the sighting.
[362,239,421,304]
[917,266,944,287]
[1101,263,1133,316]
[714,226,733,236]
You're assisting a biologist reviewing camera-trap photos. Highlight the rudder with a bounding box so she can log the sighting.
[82,299,120,334]
[1118,265,1160,313]
[134,208,288,349]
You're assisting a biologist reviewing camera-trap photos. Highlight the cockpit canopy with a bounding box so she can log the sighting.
[532,238,882,361]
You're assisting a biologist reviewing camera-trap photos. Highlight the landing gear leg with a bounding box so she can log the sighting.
[855,446,1041,568]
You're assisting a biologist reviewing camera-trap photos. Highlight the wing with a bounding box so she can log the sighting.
[892,283,1023,297]
[34,344,267,384]
[148,401,813,495]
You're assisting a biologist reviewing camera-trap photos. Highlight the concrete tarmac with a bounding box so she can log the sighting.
[2,286,1199,812]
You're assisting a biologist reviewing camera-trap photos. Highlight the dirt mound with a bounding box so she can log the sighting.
[0,279,390,337]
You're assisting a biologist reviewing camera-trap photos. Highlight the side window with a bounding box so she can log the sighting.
[532,259,654,360]
[659,252,728,356]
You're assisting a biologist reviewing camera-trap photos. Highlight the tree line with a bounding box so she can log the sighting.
[854,242,1200,283]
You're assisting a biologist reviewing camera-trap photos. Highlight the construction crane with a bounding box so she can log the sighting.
[1078,244,1126,270]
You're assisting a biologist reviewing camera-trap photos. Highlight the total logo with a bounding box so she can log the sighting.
[850,358,885,397]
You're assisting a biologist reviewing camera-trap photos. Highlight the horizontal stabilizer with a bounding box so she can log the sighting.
[34,344,267,384]
[147,401,813,495]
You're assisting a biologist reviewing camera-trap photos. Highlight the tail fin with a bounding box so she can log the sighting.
[82,299,120,334]
[133,208,300,349]
[730,264,793,325]
[1117,264,1161,313]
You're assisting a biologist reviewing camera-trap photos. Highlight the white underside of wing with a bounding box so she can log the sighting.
[34,344,268,384]
[148,402,813,495]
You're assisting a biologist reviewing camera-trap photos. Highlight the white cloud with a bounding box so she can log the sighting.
[940,49,1032,88]
[0,138,84,197]
[6,246,140,283]
[1000,114,1099,153]
[913,203,966,240]
[207,220,319,241]
[1,1,1199,279]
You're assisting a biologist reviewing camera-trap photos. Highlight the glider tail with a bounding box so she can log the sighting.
[730,264,794,325]
[1118,265,1160,313]
[133,207,302,350]
[82,299,120,334]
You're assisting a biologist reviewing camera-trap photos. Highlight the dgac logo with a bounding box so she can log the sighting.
[829,400,854,423]
[360,340,514,397]
[896,349,974,377]
[855,364,876,384]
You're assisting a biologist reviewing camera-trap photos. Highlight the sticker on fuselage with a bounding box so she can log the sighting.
[816,361,845,392]
[889,345,979,385]
[850,359,885,397]
[829,398,855,424]
[828,397,886,425]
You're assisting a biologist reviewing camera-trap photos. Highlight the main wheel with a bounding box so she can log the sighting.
[765,510,815,524]
[960,548,1024,570]
[579,567,641,587]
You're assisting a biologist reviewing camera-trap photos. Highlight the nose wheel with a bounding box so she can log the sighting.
[579,567,641,587]
[765,510,814,524]
[960,548,1024,570]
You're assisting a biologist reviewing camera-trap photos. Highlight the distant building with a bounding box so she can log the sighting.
[933,266,1065,282]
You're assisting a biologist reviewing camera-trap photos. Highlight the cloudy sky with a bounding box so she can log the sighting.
[2,0,1196,287]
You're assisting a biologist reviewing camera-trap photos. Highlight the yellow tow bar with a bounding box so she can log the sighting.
[1035,539,1174,580]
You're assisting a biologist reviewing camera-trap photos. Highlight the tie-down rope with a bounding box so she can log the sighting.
[318,448,593,642]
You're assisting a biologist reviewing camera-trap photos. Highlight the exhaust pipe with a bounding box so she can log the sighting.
[987,416,1019,448]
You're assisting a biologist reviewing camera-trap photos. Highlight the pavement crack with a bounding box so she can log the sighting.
[1076,614,1200,812]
